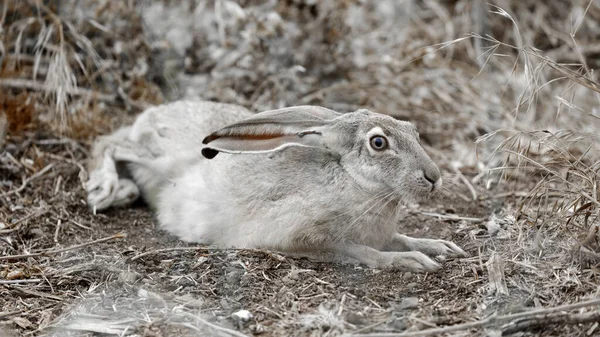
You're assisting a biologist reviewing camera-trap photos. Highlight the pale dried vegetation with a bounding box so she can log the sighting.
[1,0,600,336]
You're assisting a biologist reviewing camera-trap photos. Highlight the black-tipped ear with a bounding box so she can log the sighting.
[201,148,220,159]
[200,106,341,159]
[202,134,217,145]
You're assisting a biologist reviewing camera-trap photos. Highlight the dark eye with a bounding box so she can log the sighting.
[369,135,388,151]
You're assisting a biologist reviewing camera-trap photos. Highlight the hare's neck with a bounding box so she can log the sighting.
[341,182,401,221]
[337,189,402,249]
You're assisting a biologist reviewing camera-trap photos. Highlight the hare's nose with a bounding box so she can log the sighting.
[423,163,441,190]
[424,172,437,185]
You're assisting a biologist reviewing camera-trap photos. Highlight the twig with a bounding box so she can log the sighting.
[128,246,207,262]
[0,233,126,261]
[418,212,484,222]
[7,208,49,228]
[12,287,63,301]
[503,310,600,335]
[351,298,600,337]
[351,316,494,337]
[481,191,566,199]
[69,219,92,230]
[54,219,62,243]
[486,253,508,295]
[1,164,54,198]
[352,320,388,334]
[0,304,56,319]
[0,278,43,285]
[0,310,24,319]
[454,167,477,200]
[580,246,600,261]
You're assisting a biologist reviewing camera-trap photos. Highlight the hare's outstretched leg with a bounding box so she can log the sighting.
[86,141,203,211]
[385,234,468,257]
[333,242,441,272]
[86,127,141,211]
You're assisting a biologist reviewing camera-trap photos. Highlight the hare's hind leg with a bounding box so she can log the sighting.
[86,127,141,212]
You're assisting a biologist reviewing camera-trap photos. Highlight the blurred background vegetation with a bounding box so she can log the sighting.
[3,0,600,226]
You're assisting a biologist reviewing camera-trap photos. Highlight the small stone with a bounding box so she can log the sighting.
[485,218,501,235]
[231,309,253,322]
[399,297,419,310]
[12,317,32,329]
[27,227,44,238]
[196,256,209,265]
[485,330,502,337]
[346,312,366,325]
[253,323,267,334]
[286,270,300,281]
[232,309,253,328]
[6,270,24,280]
[176,276,196,287]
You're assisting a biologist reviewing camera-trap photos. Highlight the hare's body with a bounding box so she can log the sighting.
[159,148,397,253]
[87,100,467,271]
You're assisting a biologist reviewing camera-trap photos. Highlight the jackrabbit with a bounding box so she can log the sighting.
[86,100,467,272]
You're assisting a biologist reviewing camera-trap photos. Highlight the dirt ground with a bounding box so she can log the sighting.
[1,132,598,337]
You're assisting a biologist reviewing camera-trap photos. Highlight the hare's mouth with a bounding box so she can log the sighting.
[406,185,437,201]
[431,178,443,192]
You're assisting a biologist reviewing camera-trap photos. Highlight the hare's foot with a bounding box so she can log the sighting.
[111,179,140,207]
[86,149,119,211]
[387,234,468,257]
[334,243,441,272]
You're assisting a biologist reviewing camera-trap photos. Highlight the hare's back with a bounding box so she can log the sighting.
[129,100,253,154]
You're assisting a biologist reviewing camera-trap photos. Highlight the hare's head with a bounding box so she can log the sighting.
[332,110,441,201]
[202,106,441,202]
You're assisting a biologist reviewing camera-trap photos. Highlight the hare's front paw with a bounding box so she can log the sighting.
[393,234,468,258]
[411,238,468,257]
[385,251,441,272]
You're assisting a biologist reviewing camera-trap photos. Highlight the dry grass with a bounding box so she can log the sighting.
[2,0,600,336]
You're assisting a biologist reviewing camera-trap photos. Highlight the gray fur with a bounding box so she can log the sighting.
[85,100,467,272]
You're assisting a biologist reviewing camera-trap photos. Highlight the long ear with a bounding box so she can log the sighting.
[201,106,343,159]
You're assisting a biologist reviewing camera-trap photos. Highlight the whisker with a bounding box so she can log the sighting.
[346,189,396,232]
[330,189,392,220]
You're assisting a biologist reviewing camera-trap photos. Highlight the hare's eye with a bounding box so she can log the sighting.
[369,136,388,151]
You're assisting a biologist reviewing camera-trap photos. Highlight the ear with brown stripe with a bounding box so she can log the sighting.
[201,106,342,159]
